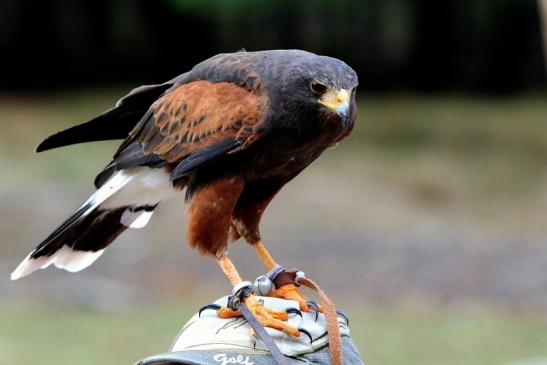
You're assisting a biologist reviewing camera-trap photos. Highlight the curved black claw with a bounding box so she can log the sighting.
[336,310,350,326]
[285,307,302,317]
[198,303,222,317]
[298,328,313,344]
[306,300,319,322]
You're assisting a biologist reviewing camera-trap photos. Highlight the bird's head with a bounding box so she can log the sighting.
[259,50,358,131]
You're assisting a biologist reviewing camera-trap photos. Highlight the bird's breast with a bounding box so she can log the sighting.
[243,131,335,181]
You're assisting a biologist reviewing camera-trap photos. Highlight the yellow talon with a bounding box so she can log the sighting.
[270,284,324,313]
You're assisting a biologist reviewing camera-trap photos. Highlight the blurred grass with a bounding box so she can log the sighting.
[0,305,546,365]
[350,94,547,198]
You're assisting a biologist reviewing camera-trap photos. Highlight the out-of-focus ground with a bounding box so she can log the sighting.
[1,90,546,365]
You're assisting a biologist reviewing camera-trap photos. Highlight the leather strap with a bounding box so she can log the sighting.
[238,303,290,365]
[298,276,343,365]
[273,270,342,365]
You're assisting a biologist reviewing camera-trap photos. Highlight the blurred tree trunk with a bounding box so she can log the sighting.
[540,0,547,74]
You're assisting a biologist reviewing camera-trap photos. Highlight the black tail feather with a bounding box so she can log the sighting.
[35,83,172,152]
[31,207,128,260]
[30,202,158,261]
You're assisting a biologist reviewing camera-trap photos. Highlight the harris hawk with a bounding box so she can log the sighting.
[11,49,358,336]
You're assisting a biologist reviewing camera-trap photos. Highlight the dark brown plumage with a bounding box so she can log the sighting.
[11,50,358,308]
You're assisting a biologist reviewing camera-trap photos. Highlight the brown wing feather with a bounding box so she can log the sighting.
[130,80,266,163]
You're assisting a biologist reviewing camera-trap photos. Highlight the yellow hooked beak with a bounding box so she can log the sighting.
[318,89,351,124]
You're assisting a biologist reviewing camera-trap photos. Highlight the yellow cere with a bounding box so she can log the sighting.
[318,89,350,110]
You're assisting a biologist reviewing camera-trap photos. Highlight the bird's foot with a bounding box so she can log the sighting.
[270,283,324,313]
[217,294,299,337]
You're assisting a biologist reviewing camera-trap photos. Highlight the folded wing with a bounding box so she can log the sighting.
[99,80,267,184]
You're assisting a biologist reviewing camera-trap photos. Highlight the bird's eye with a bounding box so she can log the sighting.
[309,81,328,95]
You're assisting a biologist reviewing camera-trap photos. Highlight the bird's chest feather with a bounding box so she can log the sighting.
[245,117,345,180]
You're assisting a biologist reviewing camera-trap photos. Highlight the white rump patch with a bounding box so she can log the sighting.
[81,171,133,216]
[102,168,174,209]
[10,247,105,280]
[120,209,154,229]
[79,167,173,218]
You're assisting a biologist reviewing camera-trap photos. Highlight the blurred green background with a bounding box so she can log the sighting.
[1,1,547,365]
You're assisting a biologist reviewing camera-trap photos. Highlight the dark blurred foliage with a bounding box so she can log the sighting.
[0,0,545,93]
